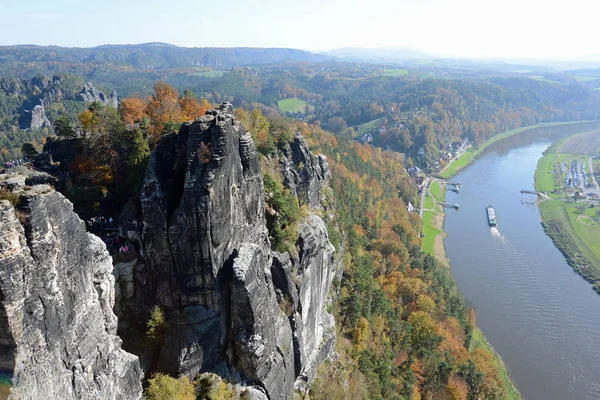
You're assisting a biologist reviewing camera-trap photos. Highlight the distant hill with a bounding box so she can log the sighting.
[0,43,331,76]
[324,47,434,62]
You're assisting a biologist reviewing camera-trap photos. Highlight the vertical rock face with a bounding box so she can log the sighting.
[124,103,340,398]
[18,104,51,130]
[281,134,330,208]
[0,185,143,399]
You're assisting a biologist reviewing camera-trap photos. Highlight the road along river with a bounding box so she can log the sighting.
[443,122,600,400]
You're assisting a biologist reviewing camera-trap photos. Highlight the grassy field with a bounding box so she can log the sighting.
[430,179,441,199]
[354,118,384,136]
[440,122,581,179]
[424,193,434,209]
[193,70,226,78]
[535,136,600,286]
[538,200,600,283]
[574,76,600,83]
[471,327,522,400]
[421,211,439,255]
[530,76,565,85]
[277,98,311,114]
[421,180,444,257]
[383,68,409,77]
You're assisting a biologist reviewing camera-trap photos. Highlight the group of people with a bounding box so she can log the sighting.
[87,215,114,230]
[105,235,134,255]
[2,157,28,169]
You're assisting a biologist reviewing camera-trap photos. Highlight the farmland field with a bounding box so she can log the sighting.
[277,98,311,113]
[383,69,409,77]
[558,129,600,155]
[354,118,384,136]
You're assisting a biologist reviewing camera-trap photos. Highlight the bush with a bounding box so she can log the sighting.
[0,189,19,206]
[145,374,195,400]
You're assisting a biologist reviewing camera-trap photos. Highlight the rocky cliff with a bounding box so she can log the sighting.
[80,82,118,108]
[18,104,51,130]
[119,103,340,398]
[0,180,143,399]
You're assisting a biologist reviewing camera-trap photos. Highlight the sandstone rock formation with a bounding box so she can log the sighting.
[18,104,51,130]
[80,82,118,107]
[281,133,330,208]
[0,180,143,399]
[118,103,340,398]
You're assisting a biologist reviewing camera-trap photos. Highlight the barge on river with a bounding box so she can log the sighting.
[486,205,497,227]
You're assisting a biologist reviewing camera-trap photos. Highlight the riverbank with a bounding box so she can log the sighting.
[421,179,450,266]
[421,179,521,399]
[534,134,600,292]
[471,327,521,400]
[439,121,587,179]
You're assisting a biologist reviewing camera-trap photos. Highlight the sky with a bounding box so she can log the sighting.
[2,0,600,60]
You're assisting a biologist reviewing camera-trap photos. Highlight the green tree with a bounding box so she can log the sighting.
[407,311,441,357]
[54,115,76,138]
[146,305,169,344]
[21,142,38,157]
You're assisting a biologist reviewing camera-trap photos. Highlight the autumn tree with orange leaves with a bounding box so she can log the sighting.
[145,82,182,138]
[119,97,146,125]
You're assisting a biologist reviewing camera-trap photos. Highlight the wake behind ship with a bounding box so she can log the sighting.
[487,205,497,227]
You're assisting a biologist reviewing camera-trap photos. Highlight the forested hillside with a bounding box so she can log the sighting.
[292,123,513,399]
[8,81,514,399]
[0,43,330,76]
[4,52,600,169]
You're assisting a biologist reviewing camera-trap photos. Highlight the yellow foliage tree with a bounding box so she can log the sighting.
[145,374,195,400]
[353,317,370,351]
[78,109,97,133]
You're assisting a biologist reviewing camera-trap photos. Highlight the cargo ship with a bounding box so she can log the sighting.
[486,205,497,227]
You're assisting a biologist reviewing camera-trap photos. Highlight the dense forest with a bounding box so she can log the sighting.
[2,79,515,399]
[4,53,600,167]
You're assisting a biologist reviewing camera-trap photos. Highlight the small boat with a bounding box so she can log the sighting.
[486,205,497,227]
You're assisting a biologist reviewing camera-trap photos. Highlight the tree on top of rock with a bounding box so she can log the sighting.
[145,82,182,139]
[54,115,76,138]
[179,90,210,121]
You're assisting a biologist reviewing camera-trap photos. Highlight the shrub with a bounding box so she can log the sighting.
[0,189,19,206]
[145,374,195,400]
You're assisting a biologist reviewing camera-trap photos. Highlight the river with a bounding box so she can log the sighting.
[444,122,600,400]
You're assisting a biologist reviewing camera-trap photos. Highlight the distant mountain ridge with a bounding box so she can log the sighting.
[0,42,331,73]
[324,46,434,62]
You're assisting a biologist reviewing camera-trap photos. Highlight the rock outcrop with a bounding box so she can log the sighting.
[80,82,118,107]
[17,104,51,130]
[118,103,339,398]
[281,134,330,208]
[0,180,143,399]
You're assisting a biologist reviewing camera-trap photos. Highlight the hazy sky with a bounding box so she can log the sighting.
[2,0,598,59]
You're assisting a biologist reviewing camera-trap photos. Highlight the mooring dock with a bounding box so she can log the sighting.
[440,202,460,209]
